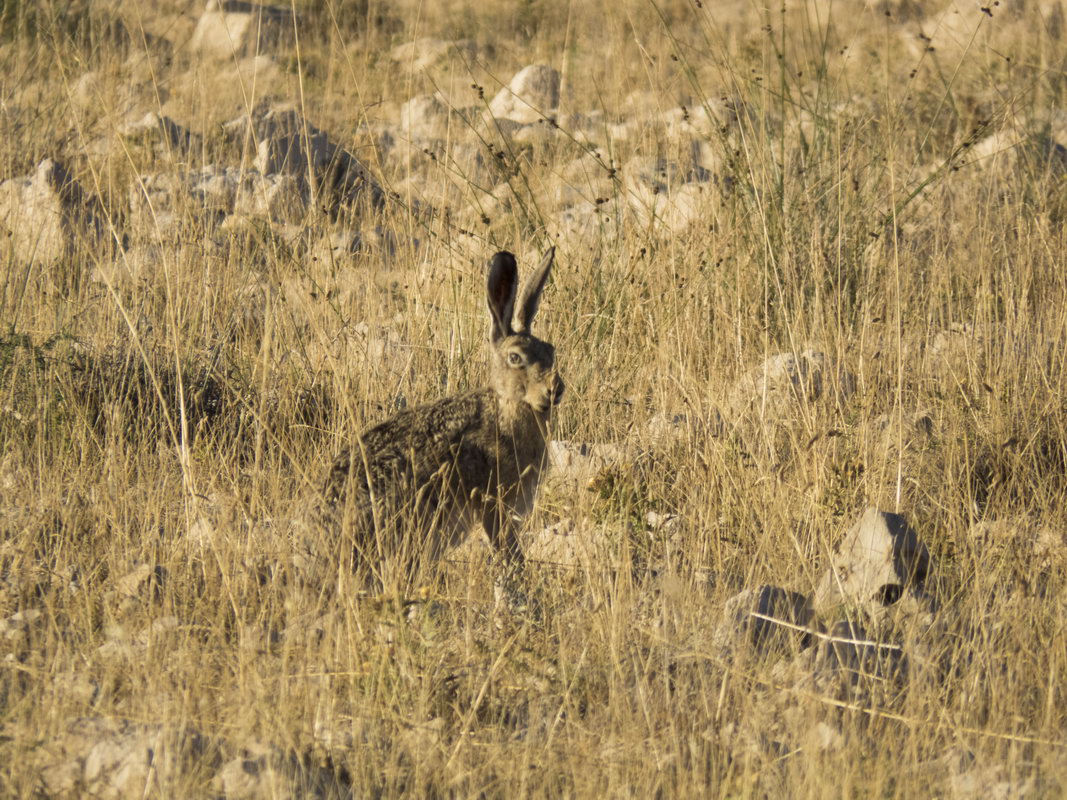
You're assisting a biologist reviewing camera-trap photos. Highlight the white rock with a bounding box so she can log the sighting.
[711,585,813,658]
[807,720,845,753]
[0,159,108,265]
[0,608,41,639]
[967,517,1066,571]
[724,348,854,427]
[190,0,294,59]
[130,165,312,236]
[114,563,165,599]
[546,440,640,486]
[228,104,385,213]
[389,38,477,70]
[628,180,709,233]
[524,519,612,568]
[967,123,1067,177]
[306,229,361,266]
[926,322,1018,390]
[488,64,560,124]
[234,172,306,220]
[400,94,454,140]
[646,410,723,447]
[214,740,344,799]
[813,507,931,616]
[35,716,345,799]
[71,70,103,111]
[129,166,235,237]
[120,112,199,156]
[947,758,1035,800]
[550,153,617,208]
[38,717,211,798]
[623,155,696,194]
[553,197,624,246]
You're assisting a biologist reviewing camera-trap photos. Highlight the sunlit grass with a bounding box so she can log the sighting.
[0,0,1066,795]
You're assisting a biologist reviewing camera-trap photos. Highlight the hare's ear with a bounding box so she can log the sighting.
[515,247,555,333]
[487,251,518,342]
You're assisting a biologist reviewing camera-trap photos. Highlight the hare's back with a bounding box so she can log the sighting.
[326,390,495,500]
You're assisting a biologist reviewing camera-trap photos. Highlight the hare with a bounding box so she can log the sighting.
[303,248,563,601]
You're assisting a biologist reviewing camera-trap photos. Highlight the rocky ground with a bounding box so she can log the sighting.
[1,0,1067,796]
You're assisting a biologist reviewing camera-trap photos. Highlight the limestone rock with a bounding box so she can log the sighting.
[389,38,478,71]
[190,0,295,59]
[130,165,311,237]
[622,153,713,232]
[725,349,832,425]
[113,563,166,601]
[646,409,722,447]
[623,155,704,195]
[226,103,385,215]
[400,94,454,140]
[120,112,200,157]
[0,159,109,265]
[213,740,345,799]
[549,152,618,209]
[814,507,931,616]
[722,349,855,454]
[945,750,1037,799]
[775,619,908,706]
[488,64,560,124]
[966,517,1066,572]
[129,166,234,237]
[234,172,305,219]
[967,123,1067,177]
[711,585,814,659]
[546,440,641,487]
[34,717,346,799]
[629,181,709,233]
[37,717,213,798]
[0,608,42,640]
[554,197,625,246]
[524,519,612,568]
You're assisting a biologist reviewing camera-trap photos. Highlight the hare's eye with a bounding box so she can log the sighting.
[507,352,524,366]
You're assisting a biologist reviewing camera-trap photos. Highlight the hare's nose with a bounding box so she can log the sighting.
[550,374,565,404]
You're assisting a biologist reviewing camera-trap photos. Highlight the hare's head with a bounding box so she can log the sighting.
[486,249,564,418]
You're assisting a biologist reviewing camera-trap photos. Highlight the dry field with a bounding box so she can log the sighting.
[1,0,1067,795]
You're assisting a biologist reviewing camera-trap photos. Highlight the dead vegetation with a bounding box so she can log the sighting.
[1,0,1067,796]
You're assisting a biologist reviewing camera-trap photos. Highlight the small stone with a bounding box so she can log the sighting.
[646,412,691,446]
[114,564,166,600]
[190,0,295,59]
[0,608,42,639]
[524,519,611,568]
[400,94,453,140]
[488,65,560,124]
[644,511,681,535]
[226,103,385,214]
[807,720,845,752]
[711,586,814,659]
[0,159,109,265]
[389,38,478,71]
[120,112,199,156]
[234,172,306,220]
[546,440,641,487]
[38,717,212,798]
[213,740,344,799]
[814,507,931,619]
[725,349,844,425]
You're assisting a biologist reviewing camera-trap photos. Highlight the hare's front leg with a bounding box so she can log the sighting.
[482,505,533,615]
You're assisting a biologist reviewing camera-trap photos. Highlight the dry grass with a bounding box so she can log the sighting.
[1,0,1066,795]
